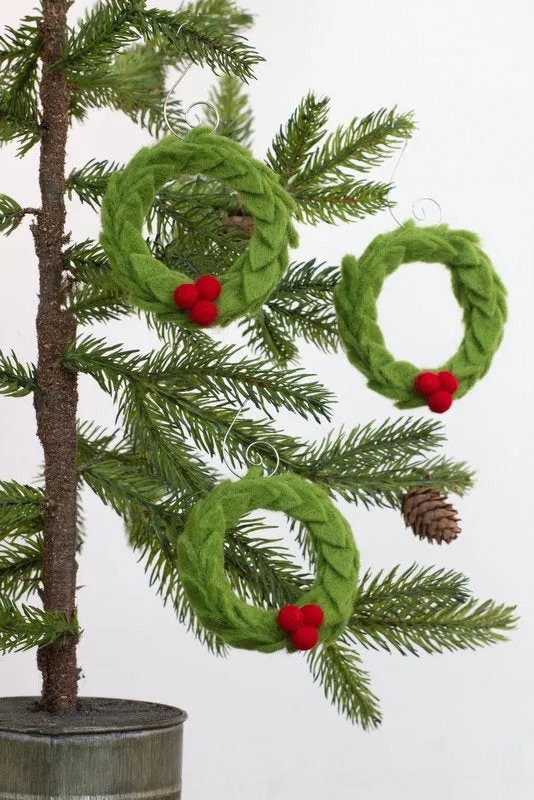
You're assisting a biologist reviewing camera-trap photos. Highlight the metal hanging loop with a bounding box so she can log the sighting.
[222,402,280,479]
[388,141,442,228]
[163,25,220,139]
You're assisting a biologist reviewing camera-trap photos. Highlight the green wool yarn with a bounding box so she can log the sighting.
[334,221,507,409]
[177,469,360,653]
[100,127,298,326]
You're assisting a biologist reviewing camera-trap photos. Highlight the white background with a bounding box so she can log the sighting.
[0,1,533,798]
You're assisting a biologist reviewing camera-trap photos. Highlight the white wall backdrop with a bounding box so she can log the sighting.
[0,1,533,798]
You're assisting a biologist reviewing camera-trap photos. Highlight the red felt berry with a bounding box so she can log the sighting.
[277,605,304,633]
[173,283,198,310]
[438,371,459,394]
[291,625,319,651]
[189,300,218,326]
[428,390,453,414]
[415,372,440,396]
[301,604,324,628]
[195,275,221,301]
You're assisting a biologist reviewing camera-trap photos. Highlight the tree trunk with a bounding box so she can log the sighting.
[33,0,79,712]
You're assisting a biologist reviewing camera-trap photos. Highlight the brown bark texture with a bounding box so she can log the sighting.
[33,0,79,712]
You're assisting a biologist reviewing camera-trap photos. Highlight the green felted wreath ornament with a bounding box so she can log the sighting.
[177,469,360,653]
[100,127,298,327]
[334,221,507,412]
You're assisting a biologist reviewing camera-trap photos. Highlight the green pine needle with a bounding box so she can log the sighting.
[0,349,38,396]
[241,259,340,363]
[307,639,382,729]
[0,536,43,601]
[143,6,263,82]
[51,0,146,75]
[67,159,123,210]
[0,594,80,655]
[206,74,254,147]
[350,564,518,656]
[0,193,23,236]
[266,92,330,185]
[0,480,43,539]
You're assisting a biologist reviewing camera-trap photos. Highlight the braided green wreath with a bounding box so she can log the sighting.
[177,469,360,653]
[334,221,507,411]
[100,127,298,327]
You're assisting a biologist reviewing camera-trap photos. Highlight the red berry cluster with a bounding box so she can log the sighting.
[277,604,324,651]
[173,275,221,326]
[415,370,459,413]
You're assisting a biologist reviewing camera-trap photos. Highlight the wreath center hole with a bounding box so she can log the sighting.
[376,261,463,366]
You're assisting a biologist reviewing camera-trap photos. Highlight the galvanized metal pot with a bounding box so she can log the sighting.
[0,696,187,799]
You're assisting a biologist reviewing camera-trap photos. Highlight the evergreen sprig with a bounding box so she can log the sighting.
[64,335,334,423]
[299,417,474,508]
[142,5,263,82]
[0,193,24,236]
[52,0,146,75]
[0,13,42,156]
[0,594,79,655]
[67,159,122,210]
[308,639,382,730]
[0,536,43,601]
[350,565,517,656]
[266,92,329,184]
[267,97,415,224]
[0,350,38,397]
[0,480,43,540]
[206,73,254,147]
[241,259,340,363]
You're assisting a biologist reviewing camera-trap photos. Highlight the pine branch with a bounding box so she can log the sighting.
[0,536,43,601]
[268,105,414,225]
[126,499,227,654]
[307,638,382,729]
[67,284,131,325]
[0,14,43,69]
[0,193,22,235]
[0,594,79,655]
[142,6,263,82]
[64,335,334,423]
[51,0,146,75]
[266,92,330,185]
[224,523,310,607]
[78,419,215,504]
[349,565,517,656]
[296,108,415,185]
[240,260,340,363]
[63,239,117,290]
[0,97,41,156]
[0,14,43,156]
[66,159,122,210]
[63,239,130,323]
[0,480,44,540]
[299,417,472,508]
[69,51,180,136]
[206,73,254,147]
[292,179,393,225]
[149,179,244,260]
[0,349,38,397]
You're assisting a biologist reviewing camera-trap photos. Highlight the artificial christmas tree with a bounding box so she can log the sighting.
[0,0,515,795]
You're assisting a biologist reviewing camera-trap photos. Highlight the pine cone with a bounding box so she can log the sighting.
[401,487,461,544]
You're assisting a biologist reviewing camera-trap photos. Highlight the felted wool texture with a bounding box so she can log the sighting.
[177,469,360,653]
[334,220,507,408]
[100,127,298,327]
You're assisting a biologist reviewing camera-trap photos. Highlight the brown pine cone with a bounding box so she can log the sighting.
[401,487,461,545]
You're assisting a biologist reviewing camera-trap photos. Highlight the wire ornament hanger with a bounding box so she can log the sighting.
[388,141,442,228]
[163,24,220,139]
[222,401,280,479]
